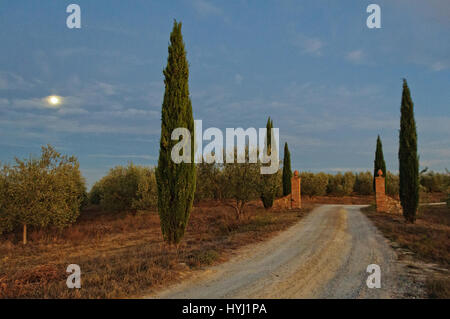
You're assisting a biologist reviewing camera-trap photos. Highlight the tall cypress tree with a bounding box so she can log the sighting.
[399,79,419,223]
[282,142,292,196]
[373,135,387,191]
[156,21,196,244]
[260,117,277,208]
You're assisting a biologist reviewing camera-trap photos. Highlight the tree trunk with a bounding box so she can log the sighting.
[23,224,27,245]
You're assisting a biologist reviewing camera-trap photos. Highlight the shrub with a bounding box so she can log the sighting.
[0,145,86,243]
[420,171,449,193]
[90,164,157,212]
[354,172,374,195]
[222,158,260,219]
[195,162,223,202]
[301,172,328,196]
[386,171,399,196]
[327,172,355,196]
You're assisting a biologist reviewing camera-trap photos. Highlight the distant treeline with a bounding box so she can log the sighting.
[1,146,449,239]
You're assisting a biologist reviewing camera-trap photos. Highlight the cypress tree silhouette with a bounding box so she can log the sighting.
[399,79,419,223]
[260,117,276,208]
[282,142,292,196]
[373,135,387,191]
[156,21,196,244]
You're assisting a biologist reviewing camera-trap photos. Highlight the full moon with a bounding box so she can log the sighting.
[46,95,62,107]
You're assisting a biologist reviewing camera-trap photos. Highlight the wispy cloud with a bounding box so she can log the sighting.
[234,74,243,85]
[0,72,37,90]
[292,34,324,56]
[346,49,365,64]
[192,0,223,17]
[88,154,156,160]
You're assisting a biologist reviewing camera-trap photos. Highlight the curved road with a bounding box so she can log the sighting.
[150,205,406,299]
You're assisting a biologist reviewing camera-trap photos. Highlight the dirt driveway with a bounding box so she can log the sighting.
[147,205,414,299]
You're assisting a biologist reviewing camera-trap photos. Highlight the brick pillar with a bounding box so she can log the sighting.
[291,170,301,209]
[375,169,387,213]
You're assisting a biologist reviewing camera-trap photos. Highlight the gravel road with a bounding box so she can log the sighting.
[149,205,410,299]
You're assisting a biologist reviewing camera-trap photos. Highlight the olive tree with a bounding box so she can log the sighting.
[0,145,86,244]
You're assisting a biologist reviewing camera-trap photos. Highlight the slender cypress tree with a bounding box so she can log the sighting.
[282,142,292,196]
[373,135,387,191]
[399,79,419,223]
[156,21,196,244]
[260,117,276,208]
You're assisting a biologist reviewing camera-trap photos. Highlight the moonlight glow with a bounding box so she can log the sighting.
[46,95,62,107]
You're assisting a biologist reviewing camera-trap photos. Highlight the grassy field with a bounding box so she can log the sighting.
[362,204,450,298]
[0,202,314,298]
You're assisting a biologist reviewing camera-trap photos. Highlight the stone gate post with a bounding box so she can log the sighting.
[375,169,387,213]
[291,170,301,209]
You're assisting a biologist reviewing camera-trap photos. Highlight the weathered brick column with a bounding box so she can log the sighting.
[375,169,387,213]
[291,170,301,209]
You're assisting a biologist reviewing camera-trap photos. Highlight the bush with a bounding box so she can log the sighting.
[90,163,157,212]
[420,171,450,193]
[0,145,86,242]
[354,172,374,195]
[386,171,399,196]
[195,162,223,202]
[222,159,260,219]
[327,172,355,196]
[301,172,328,196]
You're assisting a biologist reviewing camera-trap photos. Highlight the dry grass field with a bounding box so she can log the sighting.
[0,202,314,298]
[362,204,450,298]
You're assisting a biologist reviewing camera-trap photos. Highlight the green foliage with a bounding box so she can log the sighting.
[0,145,86,237]
[131,167,158,211]
[156,20,196,244]
[90,164,157,212]
[447,193,450,209]
[420,171,450,193]
[300,172,328,196]
[282,142,292,196]
[373,135,387,191]
[260,117,278,209]
[386,171,399,196]
[399,79,419,223]
[354,172,374,195]
[195,162,223,202]
[327,172,355,196]
[222,157,261,219]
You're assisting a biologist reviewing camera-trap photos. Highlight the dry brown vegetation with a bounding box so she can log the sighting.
[303,195,375,205]
[0,202,314,298]
[362,204,450,298]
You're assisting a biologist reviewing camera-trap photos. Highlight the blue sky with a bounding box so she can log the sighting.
[0,0,449,188]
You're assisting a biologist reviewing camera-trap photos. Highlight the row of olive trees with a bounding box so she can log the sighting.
[299,171,400,197]
[89,163,157,212]
[0,145,87,244]
[195,158,282,219]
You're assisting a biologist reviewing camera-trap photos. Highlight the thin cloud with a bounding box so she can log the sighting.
[292,34,325,56]
[346,50,364,64]
[192,0,223,17]
[88,154,156,160]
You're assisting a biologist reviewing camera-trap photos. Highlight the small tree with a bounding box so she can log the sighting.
[260,117,278,208]
[399,79,419,223]
[373,135,387,191]
[195,162,223,202]
[301,172,328,196]
[282,142,292,196]
[156,21,196,244]
[222,149,260,219]
[354,172,374,195]
[0,145,85,244]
